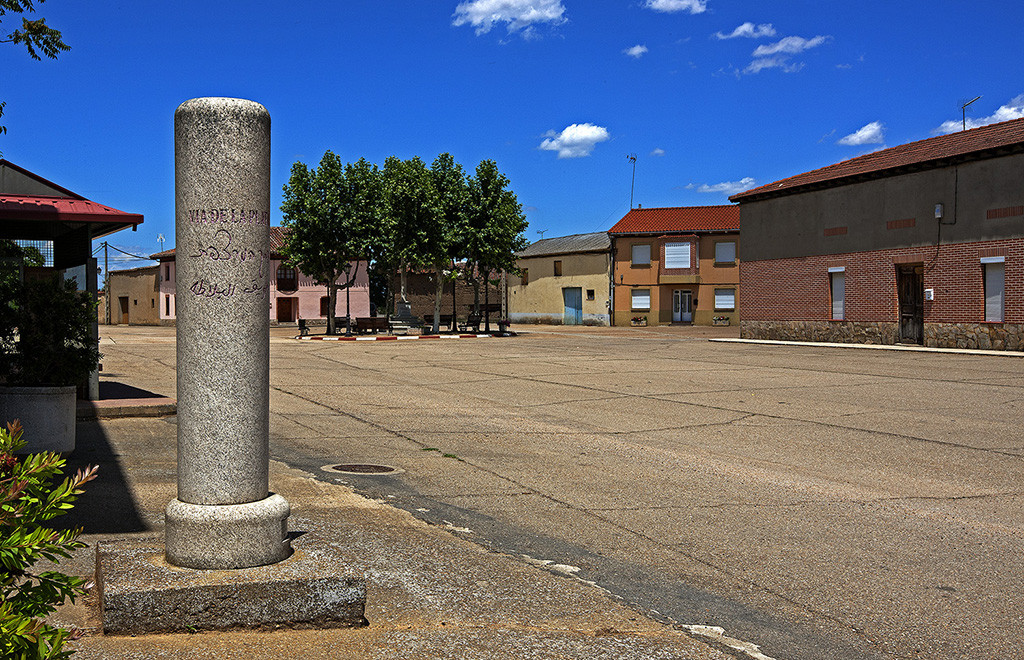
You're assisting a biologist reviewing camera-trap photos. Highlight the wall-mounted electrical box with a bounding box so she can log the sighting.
[924,288,934,301]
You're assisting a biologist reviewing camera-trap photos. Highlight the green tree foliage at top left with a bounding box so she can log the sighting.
[1,0,69,137]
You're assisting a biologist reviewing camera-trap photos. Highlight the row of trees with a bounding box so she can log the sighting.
[280,151,528,334]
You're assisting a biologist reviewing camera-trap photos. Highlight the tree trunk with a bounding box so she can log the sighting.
[400,261,409,303]
[432,265,444,334]
[327,282,338,335]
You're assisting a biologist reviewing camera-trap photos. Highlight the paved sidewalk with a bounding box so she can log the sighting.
[55,415,740,660]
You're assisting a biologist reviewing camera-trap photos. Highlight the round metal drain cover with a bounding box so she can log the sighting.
[329,464,397,474]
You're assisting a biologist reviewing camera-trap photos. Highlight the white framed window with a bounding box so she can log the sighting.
[664,242,691,269]
[631,288,651,310]
[631,244,651,266]
[714,288,735,311]
[982,257,1005,322]
[828,267,845,320]
[715,241,736,264]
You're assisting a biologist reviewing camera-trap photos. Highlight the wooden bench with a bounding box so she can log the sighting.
[355,317,389,334]
[437,314,457,331]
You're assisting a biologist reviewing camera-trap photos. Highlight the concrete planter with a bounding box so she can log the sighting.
[0,385,77,454]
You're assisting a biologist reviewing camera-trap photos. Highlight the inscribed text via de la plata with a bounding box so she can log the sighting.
[188,208,270,225]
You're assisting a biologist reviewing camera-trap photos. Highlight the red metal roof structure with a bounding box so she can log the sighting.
[608,205,740,235]
[0,159,143,242]
[731,117,1024,203]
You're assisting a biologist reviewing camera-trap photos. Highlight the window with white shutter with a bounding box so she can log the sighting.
[631,289,651,310]
[714,288,735,311]
[664,242,690,269]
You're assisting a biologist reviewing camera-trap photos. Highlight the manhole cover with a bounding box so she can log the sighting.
[327,464,398,475]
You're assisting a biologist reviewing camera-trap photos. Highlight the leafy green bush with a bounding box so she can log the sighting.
[1,420,97,659]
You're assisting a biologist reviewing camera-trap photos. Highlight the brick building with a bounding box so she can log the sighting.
[731,117,1024,350]
[608,206,740,326]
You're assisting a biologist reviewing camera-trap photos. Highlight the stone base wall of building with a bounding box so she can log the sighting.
[742,320,1023,351]
[741,320,899,344]
[925,323,1023,350]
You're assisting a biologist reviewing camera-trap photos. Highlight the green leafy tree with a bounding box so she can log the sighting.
[1,1,70,139]
[463,160,529,320]
[425,153,468,333]
[380,156,441,317]
[1,420,98,659]
[281,152,382,335]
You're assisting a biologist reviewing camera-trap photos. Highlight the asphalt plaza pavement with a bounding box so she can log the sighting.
[68,323,1023,659]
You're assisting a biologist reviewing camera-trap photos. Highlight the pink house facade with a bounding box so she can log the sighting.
[150,227,370,324]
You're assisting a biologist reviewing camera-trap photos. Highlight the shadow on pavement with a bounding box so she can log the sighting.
[57,420,149,534]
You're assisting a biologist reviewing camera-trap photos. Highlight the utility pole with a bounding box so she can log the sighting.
[627,154,637,208]
[104,241,110,325]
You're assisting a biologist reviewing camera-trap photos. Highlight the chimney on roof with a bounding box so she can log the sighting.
[637,204,642,208]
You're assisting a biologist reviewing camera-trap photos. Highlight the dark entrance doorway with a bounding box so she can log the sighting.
[897,264,923,344]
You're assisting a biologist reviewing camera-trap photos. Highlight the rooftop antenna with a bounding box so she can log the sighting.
[157,233,165,252]
[961,96,981,131]
[627,154,637,208]
[537,229,547,240]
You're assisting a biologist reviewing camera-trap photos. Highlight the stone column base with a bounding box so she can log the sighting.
[165,493,291,569]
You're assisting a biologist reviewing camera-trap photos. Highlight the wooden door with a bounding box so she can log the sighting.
[897,265,923,344]
[118,296,129,324]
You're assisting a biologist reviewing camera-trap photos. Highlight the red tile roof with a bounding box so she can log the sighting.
[0,195,143,224]
[731,117,1024,202]
[608,205,739,235]
[151,226,289,260]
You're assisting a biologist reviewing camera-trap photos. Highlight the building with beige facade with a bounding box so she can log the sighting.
[508,232,612,326]
[106,265,161,325]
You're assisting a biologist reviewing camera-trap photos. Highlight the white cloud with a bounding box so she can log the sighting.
[539,123,610,158]
[624,44,649,58]
[714,22,775,40]
[650,148,666,156]
[686,177,756,195]
[838,121,885,146]
[744,56,803,74]
[934,94,1024,134]
[752,35,829,56]
[453,0,566,36]
[644,0,707,14]
[744,34,829,74]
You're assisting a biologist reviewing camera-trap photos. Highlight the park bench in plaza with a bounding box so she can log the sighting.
[355,316,389,334]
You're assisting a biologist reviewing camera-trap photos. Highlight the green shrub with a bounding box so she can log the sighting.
[1,420,97,659]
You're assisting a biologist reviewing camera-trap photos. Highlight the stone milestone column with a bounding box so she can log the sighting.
[165,97,290,569]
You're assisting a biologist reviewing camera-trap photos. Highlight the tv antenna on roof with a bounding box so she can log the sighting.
[157,234,165,252]
[537,229,547,240]
[961,96,981,131]
[627,154,637,209]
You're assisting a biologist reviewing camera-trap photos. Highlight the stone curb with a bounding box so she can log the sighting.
[76,398,178,420]
[710,337,1024,357]
[295,333,516,342]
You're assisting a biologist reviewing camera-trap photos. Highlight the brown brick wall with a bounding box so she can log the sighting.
[740,237,1022,347]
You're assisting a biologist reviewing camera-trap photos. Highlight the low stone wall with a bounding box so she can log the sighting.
[926,323,1023,351]
[742,320,1024,351]
[741,320,898,344]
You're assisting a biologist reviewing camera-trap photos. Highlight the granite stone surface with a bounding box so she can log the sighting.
[173,97,272,505]
[168,97,289,569]
[165,494,291,569]
[98,536,366,635]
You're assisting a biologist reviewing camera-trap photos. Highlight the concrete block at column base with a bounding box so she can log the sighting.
[96,536,367,635]
[165,493,291,569]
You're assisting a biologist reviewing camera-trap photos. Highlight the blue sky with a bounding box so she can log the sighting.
[3,1,1023,272]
